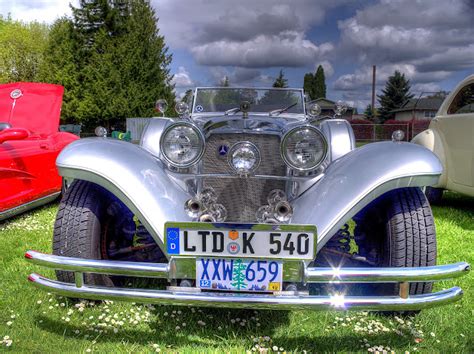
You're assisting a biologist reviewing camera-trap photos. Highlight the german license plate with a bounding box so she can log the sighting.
[196,258,283,292]
[165,222,316,260]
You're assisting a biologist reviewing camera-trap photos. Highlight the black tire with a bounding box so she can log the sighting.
[53,180,113,286]
[359,187,437,297]
[424,186,443,205]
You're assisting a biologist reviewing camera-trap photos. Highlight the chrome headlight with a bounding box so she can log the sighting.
[159,122,204,168]
[228,141,261,176]
[281,126,328,171]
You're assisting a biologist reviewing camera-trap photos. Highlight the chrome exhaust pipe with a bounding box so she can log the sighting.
[274,200,293,222]
[184,198,203,218]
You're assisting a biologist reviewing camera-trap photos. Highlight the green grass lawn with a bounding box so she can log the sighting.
[0,192,473,353]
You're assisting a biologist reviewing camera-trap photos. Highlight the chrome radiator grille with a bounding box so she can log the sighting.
[202,134,286,222]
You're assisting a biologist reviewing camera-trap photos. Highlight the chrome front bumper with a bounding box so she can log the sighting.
[25,250,470,311]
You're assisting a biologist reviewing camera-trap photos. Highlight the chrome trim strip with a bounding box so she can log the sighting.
[25,251,470,283]
[305,262,470,283]
[27,273,464,311]
[25,251,169,278]
[0,192,60,222]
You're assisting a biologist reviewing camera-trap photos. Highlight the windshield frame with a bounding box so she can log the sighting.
[191,87,307,119]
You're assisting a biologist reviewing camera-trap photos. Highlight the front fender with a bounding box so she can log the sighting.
[56,138,193,254]
[291,141,442,251]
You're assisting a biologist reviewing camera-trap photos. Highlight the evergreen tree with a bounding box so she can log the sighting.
[303,65,327,100]
[303,73,314,99]
[273,69,288,88]
[313,65,326,99]
[40,0,175,127]
[182,89,193,104]
[38,18,81,121]
[377,70,413,122]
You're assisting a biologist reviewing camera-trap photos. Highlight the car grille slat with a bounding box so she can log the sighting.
[202,134,286,222]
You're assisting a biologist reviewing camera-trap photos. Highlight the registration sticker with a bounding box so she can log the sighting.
[196,258,283,292]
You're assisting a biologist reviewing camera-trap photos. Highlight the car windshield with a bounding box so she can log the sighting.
[193,88,305,115]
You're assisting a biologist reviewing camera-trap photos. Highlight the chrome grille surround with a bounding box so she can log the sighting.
[201,133,286,222]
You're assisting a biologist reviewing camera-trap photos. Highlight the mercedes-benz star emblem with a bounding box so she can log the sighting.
[218,144,229,156]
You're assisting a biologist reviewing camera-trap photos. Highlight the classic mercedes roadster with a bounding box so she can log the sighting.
[26,87,469,311]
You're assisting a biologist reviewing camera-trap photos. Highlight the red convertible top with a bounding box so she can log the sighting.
[0,82,64,136]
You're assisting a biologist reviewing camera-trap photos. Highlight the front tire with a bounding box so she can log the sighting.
[53,180,113,286]
[358,187,437,297]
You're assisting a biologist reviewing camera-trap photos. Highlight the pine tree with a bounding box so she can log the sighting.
[38,18,81,122]
[273,69,288,88]
[377,71,413,122]
[40,0,175,128]
[303,65,326,100]
[303,73,314,99]
[313,65,326,99]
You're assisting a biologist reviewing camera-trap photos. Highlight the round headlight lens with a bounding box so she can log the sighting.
[228,142,260,175]
[160,123,204,167]
[281,126,327,171]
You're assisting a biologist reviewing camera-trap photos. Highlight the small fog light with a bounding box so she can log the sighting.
[307,102,321,117]
[94,126,107,137]
[392,130,405,142]
[175,101,189,116]
[228,142,260,176]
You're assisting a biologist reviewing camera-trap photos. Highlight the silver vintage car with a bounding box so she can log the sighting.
[25,87,469,312]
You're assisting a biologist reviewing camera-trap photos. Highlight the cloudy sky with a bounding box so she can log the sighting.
[2,0,474,109]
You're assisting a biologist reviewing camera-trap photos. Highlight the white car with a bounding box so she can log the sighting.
[412,74,474,202]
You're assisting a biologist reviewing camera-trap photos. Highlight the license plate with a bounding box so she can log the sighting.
[196,258,283,292]
[165,222,316,259]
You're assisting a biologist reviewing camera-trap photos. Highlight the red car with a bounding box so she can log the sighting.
[0,82,78,221]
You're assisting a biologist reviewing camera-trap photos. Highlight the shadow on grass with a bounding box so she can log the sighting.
[34,307,291,347]
[432,192,474,230]
[34,309,429,352]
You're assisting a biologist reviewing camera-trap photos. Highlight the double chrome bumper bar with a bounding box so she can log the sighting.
[25,250,470,311]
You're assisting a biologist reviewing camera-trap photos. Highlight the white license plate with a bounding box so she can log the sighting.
[196,258,283,292]
[165,223,315,260]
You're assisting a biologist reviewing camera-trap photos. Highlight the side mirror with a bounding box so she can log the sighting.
[0,122,12,132]
[0,128,29,144]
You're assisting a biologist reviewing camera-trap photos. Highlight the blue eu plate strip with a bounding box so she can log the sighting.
[166,228,180,254]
